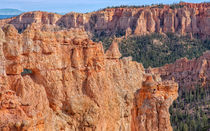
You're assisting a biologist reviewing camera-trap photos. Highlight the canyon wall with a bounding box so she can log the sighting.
[0,3,209,38]
[150,51,210,88]
[0,24,178,131]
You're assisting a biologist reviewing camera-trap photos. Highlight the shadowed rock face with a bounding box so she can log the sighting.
[0,24,178,131]
[150,51,210,89]
[0,3,209,38]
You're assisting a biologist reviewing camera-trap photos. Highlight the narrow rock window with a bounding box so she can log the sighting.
[21,69,33,76]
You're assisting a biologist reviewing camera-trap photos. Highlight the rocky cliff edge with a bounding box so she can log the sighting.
[0,2,209,38]
[0,24,178,131]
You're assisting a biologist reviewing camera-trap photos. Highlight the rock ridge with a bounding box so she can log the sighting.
[0,24,178,130]
[150,51,210,88]
[0,2,209,38]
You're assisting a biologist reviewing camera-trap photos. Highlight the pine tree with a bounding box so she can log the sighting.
[183,123,188,131]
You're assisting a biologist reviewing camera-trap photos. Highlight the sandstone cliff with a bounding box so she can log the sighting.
[0,24,178,131]
[0,3,209,38]
[150,51,210,89]
[0,11,62,33]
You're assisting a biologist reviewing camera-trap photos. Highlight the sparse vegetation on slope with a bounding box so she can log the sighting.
[170,86,210,131]
[93,33,210,131]
[99,2,187,11]
[93,33,210,68]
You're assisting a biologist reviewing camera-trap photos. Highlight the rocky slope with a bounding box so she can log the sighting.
[149,51,210,89]
[0,2,209,38]
[0,11,62,33]
[0,24,178,131]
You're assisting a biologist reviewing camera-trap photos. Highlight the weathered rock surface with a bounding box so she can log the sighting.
[0,3,209,38]
[131,76,178,131]
[150,51,210,88]
[105,40,122,59]
[0,24,178,130]
[0,11,62,32]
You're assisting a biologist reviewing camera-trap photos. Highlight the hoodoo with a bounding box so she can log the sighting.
[0,24,178,130]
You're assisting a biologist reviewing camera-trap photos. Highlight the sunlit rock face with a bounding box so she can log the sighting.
[0,3,209,38]
[131,76,178,131]
[0,24,178,131]
[0,11,62,32]
[150,51,210,89]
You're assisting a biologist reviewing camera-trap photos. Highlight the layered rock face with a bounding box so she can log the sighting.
[0,3,209,38]
[0,11,62,32]
[131,76,178,131]
[0,24,178,131]
[150,51,210,88]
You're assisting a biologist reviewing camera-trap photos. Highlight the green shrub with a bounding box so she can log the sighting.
[21,69,33,76]
[170,86,210,131]
[95,33,209,68]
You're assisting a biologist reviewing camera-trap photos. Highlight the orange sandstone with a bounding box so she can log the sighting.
[0,24,178,130]
[0,3,209,38]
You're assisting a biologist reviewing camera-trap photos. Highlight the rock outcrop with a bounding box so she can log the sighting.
[105,40,122,59]
[131,76,178,131]
[150,51,210,88]
[0,24,178,130]
[0,2,209,38]
[0,11,62,32]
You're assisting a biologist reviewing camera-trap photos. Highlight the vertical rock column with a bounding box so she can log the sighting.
[0,28,6,89]
[2,25,22,75]
[131,76,178,131]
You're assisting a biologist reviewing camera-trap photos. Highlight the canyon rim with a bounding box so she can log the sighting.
[0,2,209,131]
